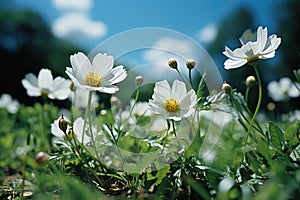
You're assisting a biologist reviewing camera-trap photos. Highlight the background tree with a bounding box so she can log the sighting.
[0,7,82,105]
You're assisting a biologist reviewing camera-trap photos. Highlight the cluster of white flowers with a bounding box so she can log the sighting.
[18,25,299,150]
[267,77,300,102]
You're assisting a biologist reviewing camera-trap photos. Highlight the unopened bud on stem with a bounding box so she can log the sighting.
[168,58,178,70]
[35,152,49,167]
[58,115,68,133]
[246,76,256,87]
[222,82,232,94]
[135,75,143,86]
[186,59,196,70]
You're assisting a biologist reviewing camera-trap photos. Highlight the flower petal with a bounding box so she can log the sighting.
[255,26,268,53]
[224,58,247,70]
[262,35,281,55]
[92,53,114,75]
[38,69,53,90]
[223,46,245,60]
[108,65,127,85]
[95,85,120,94]
[171,80,187,100]
[239,29,256,45]
[149,99,166,115]
[49,77,71,100]
[70,52,92,74]
[22,74,41,97]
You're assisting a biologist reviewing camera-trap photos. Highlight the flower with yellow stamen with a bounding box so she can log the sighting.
[66,52,127,94]
[223,26,281,69]
[149,79,197,121]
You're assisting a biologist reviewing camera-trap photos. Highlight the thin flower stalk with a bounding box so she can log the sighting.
[244,63,263,146]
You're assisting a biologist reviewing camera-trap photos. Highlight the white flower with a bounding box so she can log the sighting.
[0,94,19,114]
[223,26,281,69]
[65,52,127,94]
[22,68,71,100]
[51,116,90,145]
[129,100,151,117]
[267,77,300,101]
[148,79,197,121]
[282,110,300,122]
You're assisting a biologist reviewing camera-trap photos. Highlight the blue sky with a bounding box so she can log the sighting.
[3,0,284,82]
[5,0,282,49]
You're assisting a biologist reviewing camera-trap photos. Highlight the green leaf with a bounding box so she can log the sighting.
[269,121,284,150]
[293,69,300,83]
[146,165,170,187]
[196,72,208,99]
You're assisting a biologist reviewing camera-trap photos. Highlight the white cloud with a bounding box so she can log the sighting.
[52,0,92,11]
[52,12,107,42]
[196,23,218,43]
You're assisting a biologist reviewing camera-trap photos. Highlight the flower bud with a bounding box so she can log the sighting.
[70,81,75,91]
[246,76,256,87]
[135,75,143,86]
[186,59,196,70]
[222,82,231,94]
[168,58,178,69]
[67,129,75,140]
[110,96,121,107]
[58,115,68,133]
[267,102,276,111]
[35,152,49,167]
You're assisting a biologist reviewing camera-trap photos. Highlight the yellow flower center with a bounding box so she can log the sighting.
[246,54,260,63]
[85,71,102,87]
[165,97,180,113]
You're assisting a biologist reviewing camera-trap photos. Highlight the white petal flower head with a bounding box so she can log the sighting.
[223,26,281,69]
[0,94,19,114]
[66,52,127,94]
[149,80,197,121]
[51,116,90,145]
[22,68,71,100]
[267,77,300,102]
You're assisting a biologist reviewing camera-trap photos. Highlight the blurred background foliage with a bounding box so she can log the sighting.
[0,0,299,112]
[0,7,83,105]
[207,0,300,114]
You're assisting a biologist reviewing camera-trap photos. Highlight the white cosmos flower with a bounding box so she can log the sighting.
[22,68,71,100]
[0,93,19,114]
[267,77,300,102]
[223,26,281,69]
[65,52,127,94]
[149,79,197,121]
[51,116,90,145]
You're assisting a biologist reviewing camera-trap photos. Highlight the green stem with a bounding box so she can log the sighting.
[245,86,250,104]
[82,91,93,144]
[21,150,29,199]
[108,125,125,170]
[229,93,262,134]
[118,86,140,141]
[188,69,193,88]
[176,69,186,83]
[171,119,177,137]
[244,64,262,146]
[70,88,77,122]
[84,91,100,161]
[88,110,100,161]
